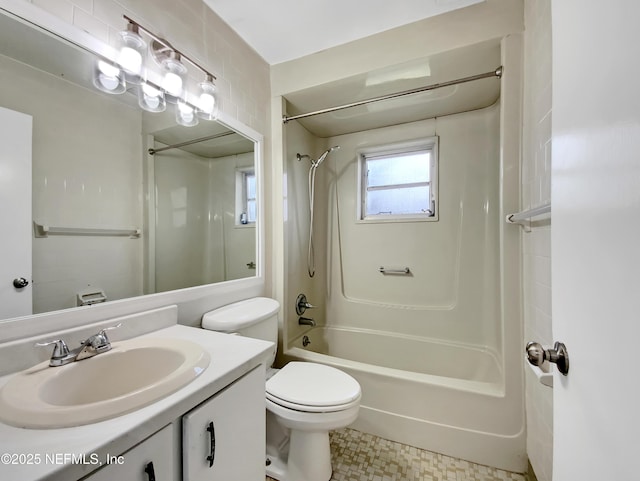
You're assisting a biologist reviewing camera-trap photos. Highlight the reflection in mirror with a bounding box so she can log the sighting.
[0,8,258,319]
[146,121,256,294]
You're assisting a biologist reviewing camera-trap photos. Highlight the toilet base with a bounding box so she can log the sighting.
[266,428,332,481]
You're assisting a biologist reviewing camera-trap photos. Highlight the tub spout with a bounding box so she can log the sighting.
[298,317,316,327]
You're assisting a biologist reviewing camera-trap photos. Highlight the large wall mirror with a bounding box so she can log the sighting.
[0,4,261,323]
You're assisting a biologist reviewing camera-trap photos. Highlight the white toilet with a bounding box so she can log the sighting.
[202,297,361,481]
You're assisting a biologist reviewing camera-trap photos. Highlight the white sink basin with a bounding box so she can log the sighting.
[0,337,210,428]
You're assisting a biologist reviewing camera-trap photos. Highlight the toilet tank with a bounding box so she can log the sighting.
[202,297,280,365]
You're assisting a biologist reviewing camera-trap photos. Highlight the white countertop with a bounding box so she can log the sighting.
[0,324,273,481]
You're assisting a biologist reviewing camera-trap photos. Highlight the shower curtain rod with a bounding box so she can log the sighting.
[148,131,235,155]
[282,66,503,124]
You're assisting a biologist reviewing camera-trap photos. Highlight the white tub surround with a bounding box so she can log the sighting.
[0,306,272,481]
[281,34,525,472]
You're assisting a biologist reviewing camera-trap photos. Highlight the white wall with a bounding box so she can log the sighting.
[153,148,213,292]
[522,1,553,480]
[0,53,143,313]
[317,107,502,351]
[283,120,324,344]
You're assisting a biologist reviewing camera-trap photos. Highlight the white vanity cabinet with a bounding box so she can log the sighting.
[81,424,175,481]
[0,320,272,481]
[182,366,265,481]
[81,366,265,481]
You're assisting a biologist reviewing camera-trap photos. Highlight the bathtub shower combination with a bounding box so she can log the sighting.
[283,38,525,473]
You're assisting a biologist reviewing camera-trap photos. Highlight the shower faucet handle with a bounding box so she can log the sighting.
[295,294,315,315]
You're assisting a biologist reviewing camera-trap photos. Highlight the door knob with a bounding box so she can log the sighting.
[526,341,569,375]
[13,277,29,288]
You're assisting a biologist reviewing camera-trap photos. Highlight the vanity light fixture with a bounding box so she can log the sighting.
[159,50,187,102]
[196,75,218,120]
[92,15,219,127]
[116,22,146,84]
[92,60,126,94]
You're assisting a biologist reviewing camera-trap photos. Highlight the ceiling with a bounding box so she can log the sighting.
[152,121,254,158]
[283,39,501,138]
[202,0,499,138]
[203,0,485,65]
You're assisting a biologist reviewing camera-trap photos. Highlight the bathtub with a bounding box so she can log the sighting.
[283,326,526,472]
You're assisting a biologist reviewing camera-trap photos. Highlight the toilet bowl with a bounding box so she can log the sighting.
[265,362,361,481]
[202,298,361,481]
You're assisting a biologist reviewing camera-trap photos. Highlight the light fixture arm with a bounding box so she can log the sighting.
[122,15,217,81]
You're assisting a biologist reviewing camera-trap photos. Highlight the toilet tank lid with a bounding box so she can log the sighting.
[202,297,280,332]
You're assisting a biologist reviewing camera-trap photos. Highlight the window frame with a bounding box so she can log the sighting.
[356,137,439,223]
[235,167,257,226]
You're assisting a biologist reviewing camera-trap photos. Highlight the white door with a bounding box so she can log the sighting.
[551,1,640,479]
[0,106,32,319]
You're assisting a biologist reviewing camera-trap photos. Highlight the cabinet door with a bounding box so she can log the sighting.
[82,424,175,481]
[183,366,265,481]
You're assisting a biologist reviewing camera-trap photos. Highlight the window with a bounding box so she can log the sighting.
[236,168,256,225]
[358,138,438,222]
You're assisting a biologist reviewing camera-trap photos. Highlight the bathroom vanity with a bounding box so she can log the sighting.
[0,306,272,481]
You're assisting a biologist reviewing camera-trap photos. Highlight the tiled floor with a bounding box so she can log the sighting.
[267,428,528,481]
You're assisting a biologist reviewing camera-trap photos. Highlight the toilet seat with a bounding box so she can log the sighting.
[266,362,361,413]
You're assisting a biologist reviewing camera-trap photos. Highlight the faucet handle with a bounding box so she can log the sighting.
[87,323,122,352]
[82,323,122,353]
[98,322,122,339]
[83,323,122,352]
[295,294,315,315]
[35,339,70,359]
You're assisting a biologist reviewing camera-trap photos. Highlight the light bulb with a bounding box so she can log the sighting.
[161,54,187,103]
[93,60,126,94]
[117,27,146,84]
[138,82,166,112]
[175,99,198,127]
[199,92,215,113]
[163,71,183,97]
[118,47,142,75]
[196,76,218,120]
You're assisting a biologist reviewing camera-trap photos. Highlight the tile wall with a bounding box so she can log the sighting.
[24,0,271,136]
[522,0,553,480]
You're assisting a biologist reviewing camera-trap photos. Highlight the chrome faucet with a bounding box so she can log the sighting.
[36,323,121,367]
[298,317,316,327]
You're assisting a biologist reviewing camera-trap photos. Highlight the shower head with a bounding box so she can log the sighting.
[314,145,340,167]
